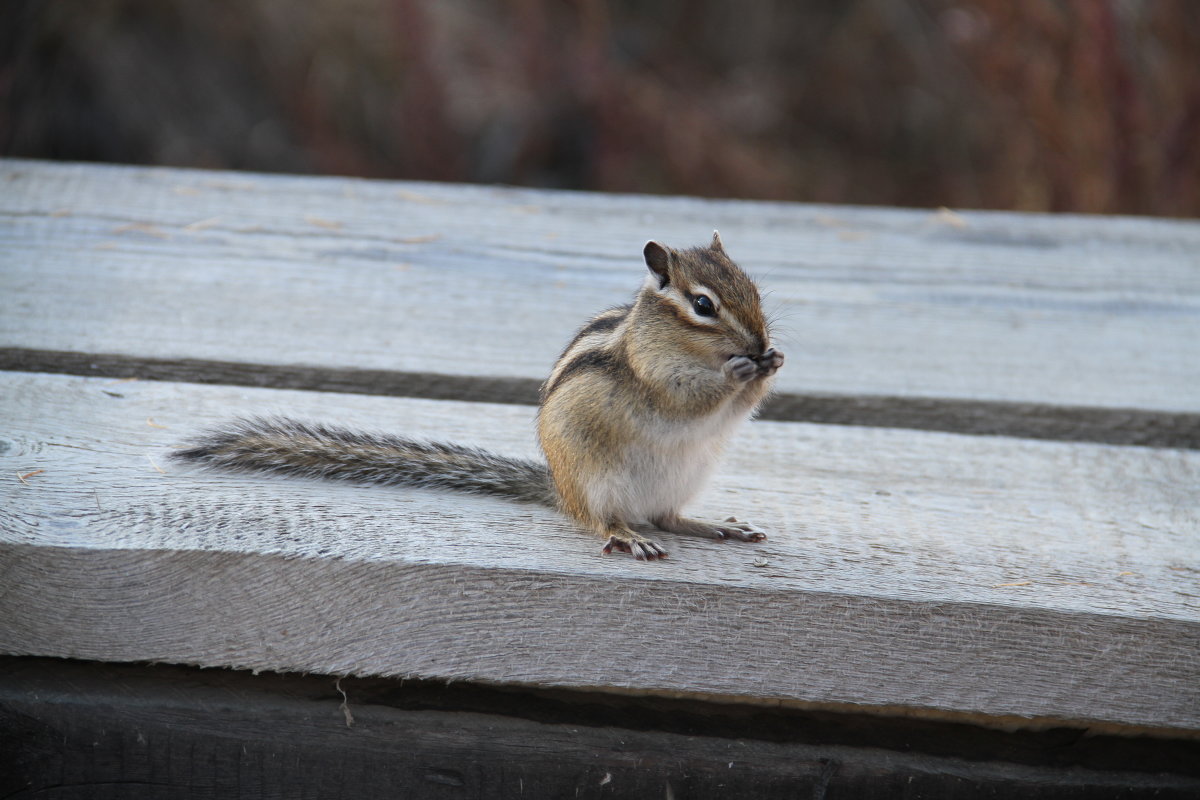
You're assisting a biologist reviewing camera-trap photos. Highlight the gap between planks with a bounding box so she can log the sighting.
[2,347,1198,449]
[2,657,1198,793]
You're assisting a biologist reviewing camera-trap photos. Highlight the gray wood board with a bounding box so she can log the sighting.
[2,372,1197,731]
[2,159,1198,414]
[4,658,1198,799]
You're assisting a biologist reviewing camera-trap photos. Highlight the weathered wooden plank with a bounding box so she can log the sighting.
[3,658,1198,799]
[2,158,1197,418]
[2,372,1197,731]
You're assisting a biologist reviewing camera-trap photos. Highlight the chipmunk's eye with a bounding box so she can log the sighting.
[692,294,716,317]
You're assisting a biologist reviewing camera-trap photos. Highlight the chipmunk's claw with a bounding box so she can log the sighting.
[602,532,668,560]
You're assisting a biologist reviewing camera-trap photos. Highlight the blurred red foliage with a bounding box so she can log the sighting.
[2,0,1197,215]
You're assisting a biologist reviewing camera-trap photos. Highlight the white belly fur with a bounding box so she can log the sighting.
[584,401,751,523]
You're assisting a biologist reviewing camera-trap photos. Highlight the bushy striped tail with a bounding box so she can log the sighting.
[173,416,557,507]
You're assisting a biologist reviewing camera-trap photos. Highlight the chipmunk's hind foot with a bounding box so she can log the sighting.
[652,515,767,543]
[713,516,767,542]
[601,524,668,560]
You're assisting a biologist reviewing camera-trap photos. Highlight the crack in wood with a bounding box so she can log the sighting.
[3,347,1195,449]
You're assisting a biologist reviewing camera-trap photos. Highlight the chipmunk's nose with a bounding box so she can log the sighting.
[733,334,769,362]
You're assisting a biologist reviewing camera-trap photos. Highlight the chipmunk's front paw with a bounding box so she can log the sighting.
[754,348,784,378]
[724,355,759,383]
[602,528,668,560]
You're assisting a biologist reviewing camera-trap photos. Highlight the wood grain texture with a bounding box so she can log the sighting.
[2,159,1198,416]
[4,658,1198,800]
[2,372,1197,731]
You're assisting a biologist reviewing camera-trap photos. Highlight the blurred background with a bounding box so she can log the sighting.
[2,0,1197,216]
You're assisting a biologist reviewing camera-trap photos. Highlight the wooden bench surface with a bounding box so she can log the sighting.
[2,159,1198,736]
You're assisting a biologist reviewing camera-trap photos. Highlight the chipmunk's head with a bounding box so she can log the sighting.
[641,231,772,365]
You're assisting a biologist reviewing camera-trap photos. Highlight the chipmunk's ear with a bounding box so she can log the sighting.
[644,240,673,288]
[710,229,726,254]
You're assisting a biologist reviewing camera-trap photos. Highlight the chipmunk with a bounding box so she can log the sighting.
[175,232,784,560]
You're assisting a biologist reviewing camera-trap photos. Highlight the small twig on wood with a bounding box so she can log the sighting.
[335,677,354,727]
[16,469,45,485]
[146,417,168,429]
[146,455,165,474]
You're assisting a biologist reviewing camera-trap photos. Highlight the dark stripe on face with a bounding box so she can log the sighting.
[541,347,628,401]
[648,290,720,334]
